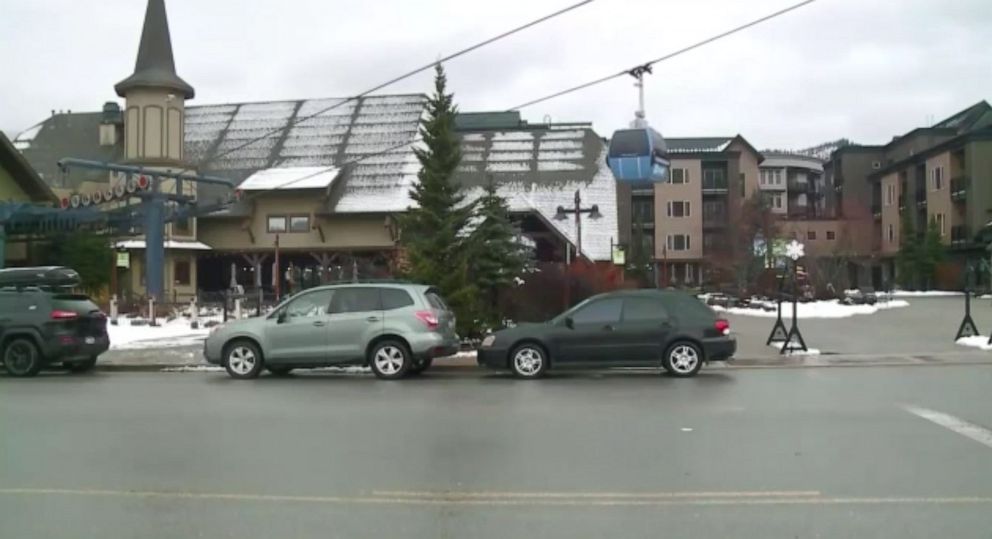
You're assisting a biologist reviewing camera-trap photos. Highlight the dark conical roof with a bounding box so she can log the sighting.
[114,0,194,98]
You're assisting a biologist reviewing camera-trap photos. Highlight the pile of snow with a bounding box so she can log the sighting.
[108,315,218,350]
[767,344,822,356]
[713,299,910,319]
[890,290,963,297]
[955,336,992,351]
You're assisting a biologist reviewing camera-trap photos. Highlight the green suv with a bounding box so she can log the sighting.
[204,283,459,379]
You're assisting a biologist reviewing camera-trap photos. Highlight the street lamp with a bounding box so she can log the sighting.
[555,189,602,260]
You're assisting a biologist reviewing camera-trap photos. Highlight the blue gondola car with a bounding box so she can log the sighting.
[606,128,670,185]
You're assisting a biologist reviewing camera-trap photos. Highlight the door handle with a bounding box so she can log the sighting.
[366,316,381,322]
[312,321,326,327]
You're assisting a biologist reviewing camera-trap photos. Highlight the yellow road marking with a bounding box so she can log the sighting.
[1,488,990,507]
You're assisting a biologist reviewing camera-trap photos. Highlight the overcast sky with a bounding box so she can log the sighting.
[2,0,990,149]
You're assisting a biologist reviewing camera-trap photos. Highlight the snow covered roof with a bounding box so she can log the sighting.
[238,166,341,191]
[12,122,43,151]
[456,127,618,261]
[665,137,734,153]
[115,239,212,250]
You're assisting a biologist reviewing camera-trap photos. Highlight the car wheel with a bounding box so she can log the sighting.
[67,356,98,373]
[266,365,294,376]
[510,343,547,378]
[369,340,411,380]
[663,342,703,378]
[408,357,432,375]
[3,338,43,377]
[223,341,263,379]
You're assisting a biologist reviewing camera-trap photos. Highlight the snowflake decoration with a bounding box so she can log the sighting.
[786,240,805,261]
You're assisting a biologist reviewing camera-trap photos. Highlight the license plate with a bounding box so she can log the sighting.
[85,336,95,344]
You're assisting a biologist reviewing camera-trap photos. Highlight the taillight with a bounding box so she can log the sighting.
[51,310,79,320]
[714,319,730,336]
[415,310,439,330]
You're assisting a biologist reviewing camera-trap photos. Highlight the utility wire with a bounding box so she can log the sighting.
[227,0,818,203]
[509,0,818,110]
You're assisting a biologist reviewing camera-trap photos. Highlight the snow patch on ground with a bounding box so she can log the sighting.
[767,344,822,356]
[108,316,218,350]
[955,336,992,351]
[713,300,909,319]
[890,290,963,297]
[161,365,224,372]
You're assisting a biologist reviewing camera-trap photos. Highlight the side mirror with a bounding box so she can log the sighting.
[277,311,287,324]
[564,316,574,329]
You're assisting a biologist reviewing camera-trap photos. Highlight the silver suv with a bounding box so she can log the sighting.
[204,283,459,379]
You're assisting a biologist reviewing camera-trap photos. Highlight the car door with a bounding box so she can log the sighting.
[264,289,334,364]
[326,287,384,363]
[615,296,672,364]
[556,298,624,363]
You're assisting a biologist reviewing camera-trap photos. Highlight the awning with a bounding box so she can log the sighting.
[115,239,213,251]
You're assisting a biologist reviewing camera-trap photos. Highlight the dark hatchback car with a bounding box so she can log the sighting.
[0,267,110,377]
[478,289,735,378]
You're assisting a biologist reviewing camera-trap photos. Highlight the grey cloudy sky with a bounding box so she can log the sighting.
[2,0,990,149]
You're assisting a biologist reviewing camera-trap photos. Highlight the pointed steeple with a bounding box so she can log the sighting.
[114,0,194,98]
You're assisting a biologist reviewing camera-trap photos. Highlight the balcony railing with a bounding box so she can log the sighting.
[915,190,927,208]
[951,176,969,201]
[701,180,729,193]
[951,225,971,247]
[871,203,881,220]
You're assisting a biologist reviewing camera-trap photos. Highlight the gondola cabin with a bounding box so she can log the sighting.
[606,128,670,185]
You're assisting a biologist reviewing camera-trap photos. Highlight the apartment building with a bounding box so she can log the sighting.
[758,152,827,219]
[871,101,992,287]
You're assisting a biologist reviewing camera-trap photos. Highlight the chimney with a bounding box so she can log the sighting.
[99,101,123,146]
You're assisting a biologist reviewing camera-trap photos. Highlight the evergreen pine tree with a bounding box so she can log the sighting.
[896,210,918,288]
[917,217,946,290]
[467,177,531,329]
[398,64,477,333]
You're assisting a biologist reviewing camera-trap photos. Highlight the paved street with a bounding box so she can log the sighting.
[2,365,991,538]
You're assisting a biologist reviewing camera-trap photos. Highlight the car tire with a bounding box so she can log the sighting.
[2,337,43,377]
[67,356,98,373]
[509,343,548,379]
[266,365,294,376]
[223,340,264,379]
[369,340,411,380]
[663,341,703,378]
[408,357,432,375]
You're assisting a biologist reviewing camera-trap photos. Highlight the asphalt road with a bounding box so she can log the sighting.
[2,366,991,538]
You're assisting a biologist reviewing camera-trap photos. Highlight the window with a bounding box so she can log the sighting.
[289,215,310,233]
[667,201,690,218]
[381,288,414,310]
[267,215,287,233]
[703,200,726,220]
[173,259,191,286]
[936,213,945,236]
[284,290,334,318]
[740,173,746,197]
[631,196,654,224]
[425,290,449,310]
[622,298,667,322]
[571,299,623,325]
[887,224,894,243]
[666,234,691,251]
[885,184,895,206]
[670,168,688,184]
[173,217,191,236]
[807,230,817,240]
[702,168,726,189]
[609,130,648,156]
[329,287,381,314]
[826,230,836,240]
[931,166,944,191]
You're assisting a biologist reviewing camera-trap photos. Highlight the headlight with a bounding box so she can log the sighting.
[481,335,496,348]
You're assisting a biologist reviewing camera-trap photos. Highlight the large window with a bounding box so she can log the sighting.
[702,168,727,189]
[571,299,622,325]
[622,298,667,322]
[667,234,691,251]
[381,288,414,310]
[631,196,654,224]
[329,288,381,314]
[289,215,311,233]
[267,215,287,233]
[670,168,688,184]
[173,259,191,286]
[609,130,648,156]
[703,200,726,220]
[667,201,690,218]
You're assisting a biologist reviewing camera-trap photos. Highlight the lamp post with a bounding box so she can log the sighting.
[555,189,602,308]
[780,239,808,354]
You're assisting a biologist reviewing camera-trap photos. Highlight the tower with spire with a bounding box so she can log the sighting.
[115,0,193,165]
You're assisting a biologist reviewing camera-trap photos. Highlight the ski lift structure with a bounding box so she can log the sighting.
[606,65,670,186]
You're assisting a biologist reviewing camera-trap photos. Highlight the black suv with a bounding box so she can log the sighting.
[0,267,110,377]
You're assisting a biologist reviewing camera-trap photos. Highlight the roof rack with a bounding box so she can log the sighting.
[0,266,81,290]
